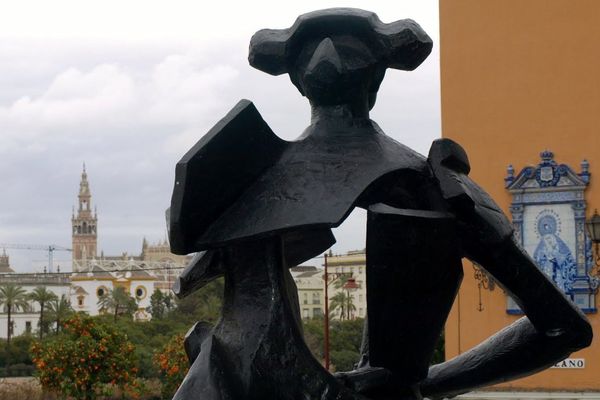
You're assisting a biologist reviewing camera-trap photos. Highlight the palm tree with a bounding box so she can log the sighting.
[332,274,350,290]
[97,287,137,321]
[330,274,357,320]
[0,283,29,346]
[329,292,348,321]
[28,286,57,339]
[47,294,73,333]
[344,291,357,320]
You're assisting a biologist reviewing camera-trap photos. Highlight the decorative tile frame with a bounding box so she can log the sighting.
[505,150,595,314]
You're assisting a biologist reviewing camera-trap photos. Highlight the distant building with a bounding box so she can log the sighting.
[290,266,325,319]
[67,166,187,320]
[325,250,367,320]
[70,261,156,320]
[140,238,189,292]
[0,249,14,273]
[289,250,368,321]
[0,166,192,335]
[0,273,71,338]
[71,165,97,266]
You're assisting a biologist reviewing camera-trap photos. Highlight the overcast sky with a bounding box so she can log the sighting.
[0,0,440,272]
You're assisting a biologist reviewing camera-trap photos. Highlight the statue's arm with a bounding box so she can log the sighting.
[421,236,592,399]
[421,139,592,399]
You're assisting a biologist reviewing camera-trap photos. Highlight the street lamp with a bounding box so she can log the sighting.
[323,253,332,371]
[472,262,495,312]
[585,209,600,289]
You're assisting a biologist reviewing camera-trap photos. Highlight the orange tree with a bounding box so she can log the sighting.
[31,314,137,400]
[154,334,189,398]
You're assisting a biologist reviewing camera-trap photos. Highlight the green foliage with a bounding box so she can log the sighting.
[302,317,363,371]
[329,319,363,353]
[27,286,57,339]
[329,292,347,320]
[302,317,325,360]
[149,289,176,320]
[46,294,74,333]
[149,289,166,319]
[169,278,224,325]
[0,335,35,368]
[154,334,189,399]
[97,314,189,380]
[31,314,137,400]
[0,362,34,377]
[330,349,360,372]
[329,318,363,371]
[302,316,445,372]
[97,286,138,321]
[0,283,29,346]
[329,290,356,321]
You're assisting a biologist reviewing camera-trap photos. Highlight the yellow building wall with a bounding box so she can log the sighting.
[440,0,600,391]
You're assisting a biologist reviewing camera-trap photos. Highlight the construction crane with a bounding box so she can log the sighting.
[0,244,72,273]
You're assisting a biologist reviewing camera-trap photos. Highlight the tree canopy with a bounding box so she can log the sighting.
[27,286,57,339]
[31,314,137,400]
[97,287,138,321]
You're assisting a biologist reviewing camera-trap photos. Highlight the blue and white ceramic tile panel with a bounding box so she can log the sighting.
[505,151,595,314]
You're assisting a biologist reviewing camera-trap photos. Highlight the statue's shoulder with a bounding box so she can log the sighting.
[169,100,288,255]
[177,99,286,165]
[428,138,513,243]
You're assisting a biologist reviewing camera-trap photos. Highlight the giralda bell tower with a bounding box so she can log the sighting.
[72,164,98,270]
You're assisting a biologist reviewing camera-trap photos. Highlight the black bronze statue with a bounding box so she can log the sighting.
[168,8,592,400]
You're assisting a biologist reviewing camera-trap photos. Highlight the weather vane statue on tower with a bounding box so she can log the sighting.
[167,8,592,400]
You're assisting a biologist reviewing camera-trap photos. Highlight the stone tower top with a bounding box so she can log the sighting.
[72,164,98,267]
[78,163,92,215]
[0,248,14,273]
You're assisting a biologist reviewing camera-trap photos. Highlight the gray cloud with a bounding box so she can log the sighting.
[0,3,440,271]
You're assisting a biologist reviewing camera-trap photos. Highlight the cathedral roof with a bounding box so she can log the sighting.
[0,249,14,273]
[71,260,157,281]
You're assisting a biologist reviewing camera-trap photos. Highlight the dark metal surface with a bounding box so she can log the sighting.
[173,238,367,400]
[169,7,592,400]
[169,99,429,254]
[366,205,462,385]
[173,228,336,298]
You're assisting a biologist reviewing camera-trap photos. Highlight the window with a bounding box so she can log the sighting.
[313,308,323,318]
[302,308,310,319]
[97,286,108,298]
[135,286,147,300]
[77,296,84,307]
[25,321,32,334]
[312,292,320,304]
[303,293,308,304]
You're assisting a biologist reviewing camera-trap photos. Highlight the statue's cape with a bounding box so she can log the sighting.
[169,99,428,255]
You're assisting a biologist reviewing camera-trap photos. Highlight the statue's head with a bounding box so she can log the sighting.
[249,8,433,110]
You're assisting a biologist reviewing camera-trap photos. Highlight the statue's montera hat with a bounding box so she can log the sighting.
[249,8,433,76]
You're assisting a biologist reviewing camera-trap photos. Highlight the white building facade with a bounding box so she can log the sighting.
[70,261,157,320]
[0,274,71,338]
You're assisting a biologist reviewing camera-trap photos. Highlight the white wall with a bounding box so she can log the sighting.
[0,283,71,338]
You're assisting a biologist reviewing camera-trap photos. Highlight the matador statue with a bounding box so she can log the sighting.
[167,8,592,400]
